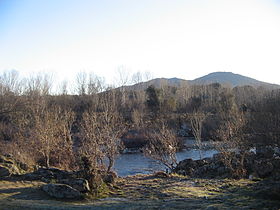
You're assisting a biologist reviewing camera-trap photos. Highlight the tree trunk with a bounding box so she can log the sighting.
[45,154,50,168]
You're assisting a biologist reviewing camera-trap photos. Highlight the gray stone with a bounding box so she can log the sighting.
[0,163,21,177]
[42,183,82,199]
[60,178,90,192]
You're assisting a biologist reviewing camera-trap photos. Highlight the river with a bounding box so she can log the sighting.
[114,148,218,177]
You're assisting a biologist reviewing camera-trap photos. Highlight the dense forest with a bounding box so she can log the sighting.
[0,70,279,178]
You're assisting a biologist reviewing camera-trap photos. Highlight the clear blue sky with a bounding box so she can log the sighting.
[1,0,280,85]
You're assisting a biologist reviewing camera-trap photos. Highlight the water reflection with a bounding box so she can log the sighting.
[114,149,218,177]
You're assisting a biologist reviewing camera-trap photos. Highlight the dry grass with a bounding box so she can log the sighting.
[0,174,280,209]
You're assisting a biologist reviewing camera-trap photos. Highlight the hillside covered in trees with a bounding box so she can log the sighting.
[0,70,279,169]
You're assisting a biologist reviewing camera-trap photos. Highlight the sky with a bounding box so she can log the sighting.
[1,0,280,86]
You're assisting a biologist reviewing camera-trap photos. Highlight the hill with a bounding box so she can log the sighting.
[189,72,280,88]
[123,72,280,90]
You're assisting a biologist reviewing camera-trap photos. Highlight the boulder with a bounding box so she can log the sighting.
[42,183,82,199]
[60,178,90,192]
[18,162,30,171]
[0,163,21,177]
[0,155,28,177]
[196,158,211,167]
[103,171,118,184]
[153,171,169,178]
[0,156,14,165]
[24,167,74,181]
[193,165,208,177]
[174,151,279,179]
[176,158,197,170]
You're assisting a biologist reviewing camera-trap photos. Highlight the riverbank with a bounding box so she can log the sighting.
[1,173,279,209]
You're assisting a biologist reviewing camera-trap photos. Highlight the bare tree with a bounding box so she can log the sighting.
[114,66,132,106]
[143,71,154,82]
[115,65,131,87]
[59,80,68,95]
[0,70,22,95]
[79,90,126,173]
[144,122,178,170]
[131,71,143,84]
[87,73,105,95]
[79,111,105,172]
[32,106,75,168]
[76,72,87,95]
[24,73,53,96]
[189,111,207,159]
[80,111,126,172]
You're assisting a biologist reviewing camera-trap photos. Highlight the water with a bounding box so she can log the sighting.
[114,149,218,177]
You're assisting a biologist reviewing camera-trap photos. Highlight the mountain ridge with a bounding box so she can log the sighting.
[124,72,280,90]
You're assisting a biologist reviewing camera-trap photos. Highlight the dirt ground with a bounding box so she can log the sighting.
[0,174,279,209]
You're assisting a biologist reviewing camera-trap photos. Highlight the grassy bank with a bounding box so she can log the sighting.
[0,174,279,209]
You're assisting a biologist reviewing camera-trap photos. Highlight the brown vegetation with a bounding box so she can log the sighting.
[1,70,280,190]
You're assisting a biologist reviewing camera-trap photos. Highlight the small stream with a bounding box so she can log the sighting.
[114,148,218,177]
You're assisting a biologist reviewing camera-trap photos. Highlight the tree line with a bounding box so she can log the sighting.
[0,70,279,175]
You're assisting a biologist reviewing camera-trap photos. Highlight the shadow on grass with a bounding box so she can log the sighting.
[0,186,49,200]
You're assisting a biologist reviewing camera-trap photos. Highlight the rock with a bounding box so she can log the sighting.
[26,167,73,181]
[176,159,197,170]
[254,160,274,178]
[34,168,55,180]
[0,155,29,176]
[153,171,169,178]
[194,165,208,177]
[42,183,82,199]
[0,156,14,165]
[173,150,280,179]
[18,162,30,171]
[176,170,187,176]
[217,166,227,175]
[60,178,90,192]
[0,165,11,177]
[0,163,21,177]
[103,171,118,184]
[174,158,198,176]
